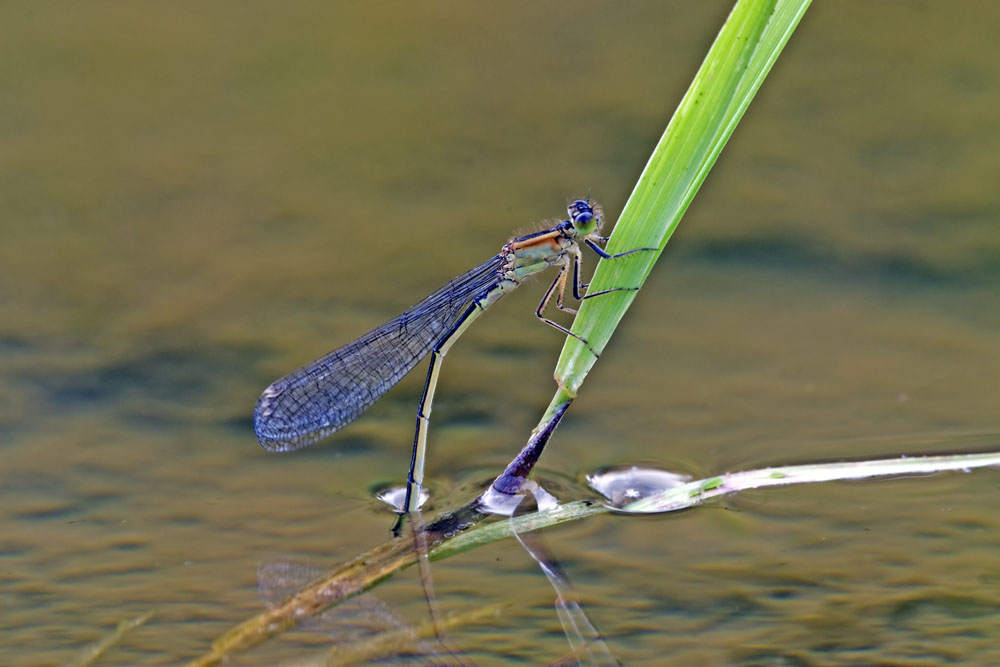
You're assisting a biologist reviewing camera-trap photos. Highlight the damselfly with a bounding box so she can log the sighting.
[254,200,648,512]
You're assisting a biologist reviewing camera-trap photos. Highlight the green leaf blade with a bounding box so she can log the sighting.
[555,0,812,394]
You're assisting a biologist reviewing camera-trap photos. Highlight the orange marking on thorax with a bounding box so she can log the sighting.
[509,230,564,252]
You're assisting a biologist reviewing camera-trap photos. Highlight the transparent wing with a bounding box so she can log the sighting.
[254,254,505,452]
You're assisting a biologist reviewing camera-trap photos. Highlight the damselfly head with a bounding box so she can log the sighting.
[567,199,600,235]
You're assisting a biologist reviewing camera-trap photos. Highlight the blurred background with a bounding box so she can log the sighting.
[2,2,998,664]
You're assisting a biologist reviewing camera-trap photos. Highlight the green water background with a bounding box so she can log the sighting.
[2,2,998,664]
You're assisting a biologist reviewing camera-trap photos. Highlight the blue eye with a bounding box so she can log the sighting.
[568,199,594,226]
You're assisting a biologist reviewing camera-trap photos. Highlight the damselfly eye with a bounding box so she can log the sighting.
[568,199,595,228]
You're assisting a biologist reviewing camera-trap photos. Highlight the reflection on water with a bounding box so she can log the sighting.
[374,484,429,513]
[2,2,999,665]
[256,560,420,647]
[588,466,692,508]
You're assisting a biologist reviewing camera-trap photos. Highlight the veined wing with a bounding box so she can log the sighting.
[254,254,505,452]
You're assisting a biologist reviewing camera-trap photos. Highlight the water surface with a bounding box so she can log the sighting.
[2,2,999,664]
